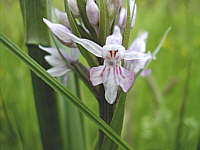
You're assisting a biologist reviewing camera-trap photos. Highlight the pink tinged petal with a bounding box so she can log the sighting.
[90,65,105,86]
[68,0,80,17]
[47,67,70,77]
[86,0,100,26]
[131,3,137,28]
[55,8,71,28]
[69,48,80,61]
[117,66,134,92]
[118,8,127,29]
[43,18,76,47]
[103,67,118,104]
[129,32,148,53]
[106,26,122,45]
[141,69,152,77]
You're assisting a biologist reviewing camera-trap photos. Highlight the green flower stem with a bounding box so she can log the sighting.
[0,33,134,150]
[98,95,114,147]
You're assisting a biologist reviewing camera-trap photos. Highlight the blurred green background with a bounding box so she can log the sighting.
[0,0,200,150]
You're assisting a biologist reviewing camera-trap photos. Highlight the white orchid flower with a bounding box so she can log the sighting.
[43,18,150,104]
[39,45,80,85]
[125,32,152,76]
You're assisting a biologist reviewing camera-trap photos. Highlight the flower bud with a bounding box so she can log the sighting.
[86,0,100,26]
[68,0,80,17]
[130,1,137,28]
[118,8,127,29]
[118,2,137,29]
[107,0,123,18]
[55,8,71,28]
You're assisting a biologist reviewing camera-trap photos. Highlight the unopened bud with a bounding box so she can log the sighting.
[55,8,71,28]
[106,25,122,45]
[107,0,123,17]
[118,2,137,29]
[130,1,137,28]
[86,0,100,26]
[68,0,80,17]
[118,8,127,29]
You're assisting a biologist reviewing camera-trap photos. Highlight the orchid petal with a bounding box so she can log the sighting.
[69,48,80,61]
[55,8,70,28]
[90,65,105,86]
[125,51,152,72]
[45,55,66,67]
[103,67,118,104]
[118,8,127,29]
[66,35,103,57]
[124,50,150,60]
[106,26,122,45]
[39,45,57,55]
[141,69,152,77]
[47,67,70,77]
[117,66,134,92]
[129,32,148,53]
[131,2,137,28]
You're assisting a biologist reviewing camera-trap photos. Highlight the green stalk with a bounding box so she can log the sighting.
[19,0,63,150]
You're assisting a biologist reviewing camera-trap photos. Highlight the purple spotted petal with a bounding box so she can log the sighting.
[90,65,105,86]
[116,66,134,92]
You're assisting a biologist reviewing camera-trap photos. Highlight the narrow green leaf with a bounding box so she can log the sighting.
[64,0,99,67]
[99,0,108,45]
[77,0,97,40]
[122,0,131,49]
[101,92,127,150]
[0,33,133,150]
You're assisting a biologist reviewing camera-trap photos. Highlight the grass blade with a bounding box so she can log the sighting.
[0,33,133,150]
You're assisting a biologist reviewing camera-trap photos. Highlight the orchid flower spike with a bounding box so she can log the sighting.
[39,45,80,85]
[125,32,152,77]
[43,19,150,104]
